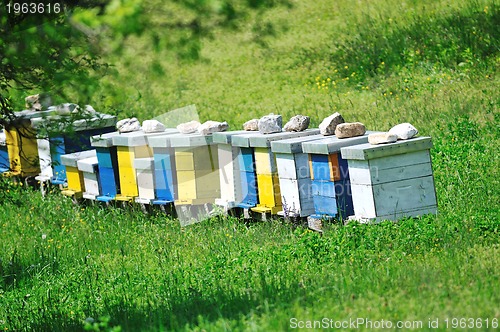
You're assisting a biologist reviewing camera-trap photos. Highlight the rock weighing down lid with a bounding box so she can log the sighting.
[301,132,376,155]
[340,136,433,160]
[61,150,97,168]
[231,129,320,148]
[77,156,99,173]
[112,128,178,147]
[270,133,327,154]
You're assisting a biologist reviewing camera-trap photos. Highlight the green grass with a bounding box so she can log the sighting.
[2,0,499,330]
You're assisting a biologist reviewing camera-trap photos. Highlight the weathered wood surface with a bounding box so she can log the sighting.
[340,136,433,160]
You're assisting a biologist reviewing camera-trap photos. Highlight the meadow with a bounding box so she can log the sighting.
[1,0,499,330]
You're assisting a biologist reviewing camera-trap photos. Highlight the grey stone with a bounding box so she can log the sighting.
[116,117,141,133]
[258,114,282,134]
[54,103,79,115]
[388,123,418,140]
[197,120,229,135]
[142,119,166,133]
[176,120,201,134]
[243,119,259,131]
[319,112,345,136]
[368,132,398,145]
[284,115,310,132]
[335,122,366,139]
[25,94,52,111]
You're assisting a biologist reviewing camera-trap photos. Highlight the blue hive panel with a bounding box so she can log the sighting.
[334,178,354,218]
[310,154,330,180]
[238,147,255,172]
[312,195,338,216]
[50,136,66,184]
[239,170,258,206]
[311,180,336,198]
[97,166,118,197]
[154,167,175,201]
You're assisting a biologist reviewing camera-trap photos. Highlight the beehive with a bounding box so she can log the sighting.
[31,114,116,185]
[112,129,178,202]
[90,132,121,202]
[270,134,327,217]
[134,158,155,204]
[212,130,260,211]
[169,134,220,206]
[3,109,54,177]
[0,131,9,173]
[60,150,97,198]
[302,133,373,221]
[146,133,181,206]
[231,129,320,215]
[340,136,437,222]
[77,156,100,200]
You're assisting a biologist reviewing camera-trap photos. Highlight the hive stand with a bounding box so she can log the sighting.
[77,156,101,200]
[232,129,320,219]
[3,109,55,178]
[90,132,122,203]
[0,132,9,173]
[212,130,261,214]
[302,132,375,223]
[60,150,97,200]
[340,136,437,222]
[270,134,328,218]
[111,129,178,202]
[169,133,220,211]
[31,114,116,186]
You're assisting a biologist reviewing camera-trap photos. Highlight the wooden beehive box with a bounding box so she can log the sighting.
[340,136,437,222]
[3,109,54,177]
[111,129,178,202]
[77,156,100,200]
[60,150,96,198]
[232,129,320,215]
[302,133,374,221]
[146,132,182,206]
[31,113,116,185]
[134,157,155,204]
[169,133,220,206]
[0,131,10,173]
[270,134,327,217]
[212,130,261,211]
[90,131,122,202]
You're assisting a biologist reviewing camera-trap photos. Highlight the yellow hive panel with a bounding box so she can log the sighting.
[175,151,194,171]
[66,166,84,192]
[176,170,196,200]
[195,170,220,198]
[117,146,134,168]
[5,127,40,176]
[118,166,138,197]
[254,147,275,174]
[134,145,152,158]
[257,173,282,207]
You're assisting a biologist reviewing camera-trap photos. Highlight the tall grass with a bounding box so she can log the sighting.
[1,0,499,330]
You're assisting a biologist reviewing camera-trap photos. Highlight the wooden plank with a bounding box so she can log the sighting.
[249,129,320,148]
[176,170,196,200]
[83,172,100,196]
[350,183,376,218]
[5,126,40,176]
[279,177,315,217]
[312,195,338,216]
[372,175,437,216]
[340,136,433,160]
[36,138,53,178]
[217,144,241,203]
[91,131,122,148]
[302,132,374,155]
[368,149,431,170]
[212,130,256,144]
[169,133,214,147]
[136,169,155,200]
[60,150,96,168]
[134,157,154,170]
[65,166,84,192]
[270,133,325,154]
[275,153,311,180]
[349,162,433,185]
[310,154,331,181]
[239,170,258,206]
[238,147,255,172]
[112,129,177,147]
